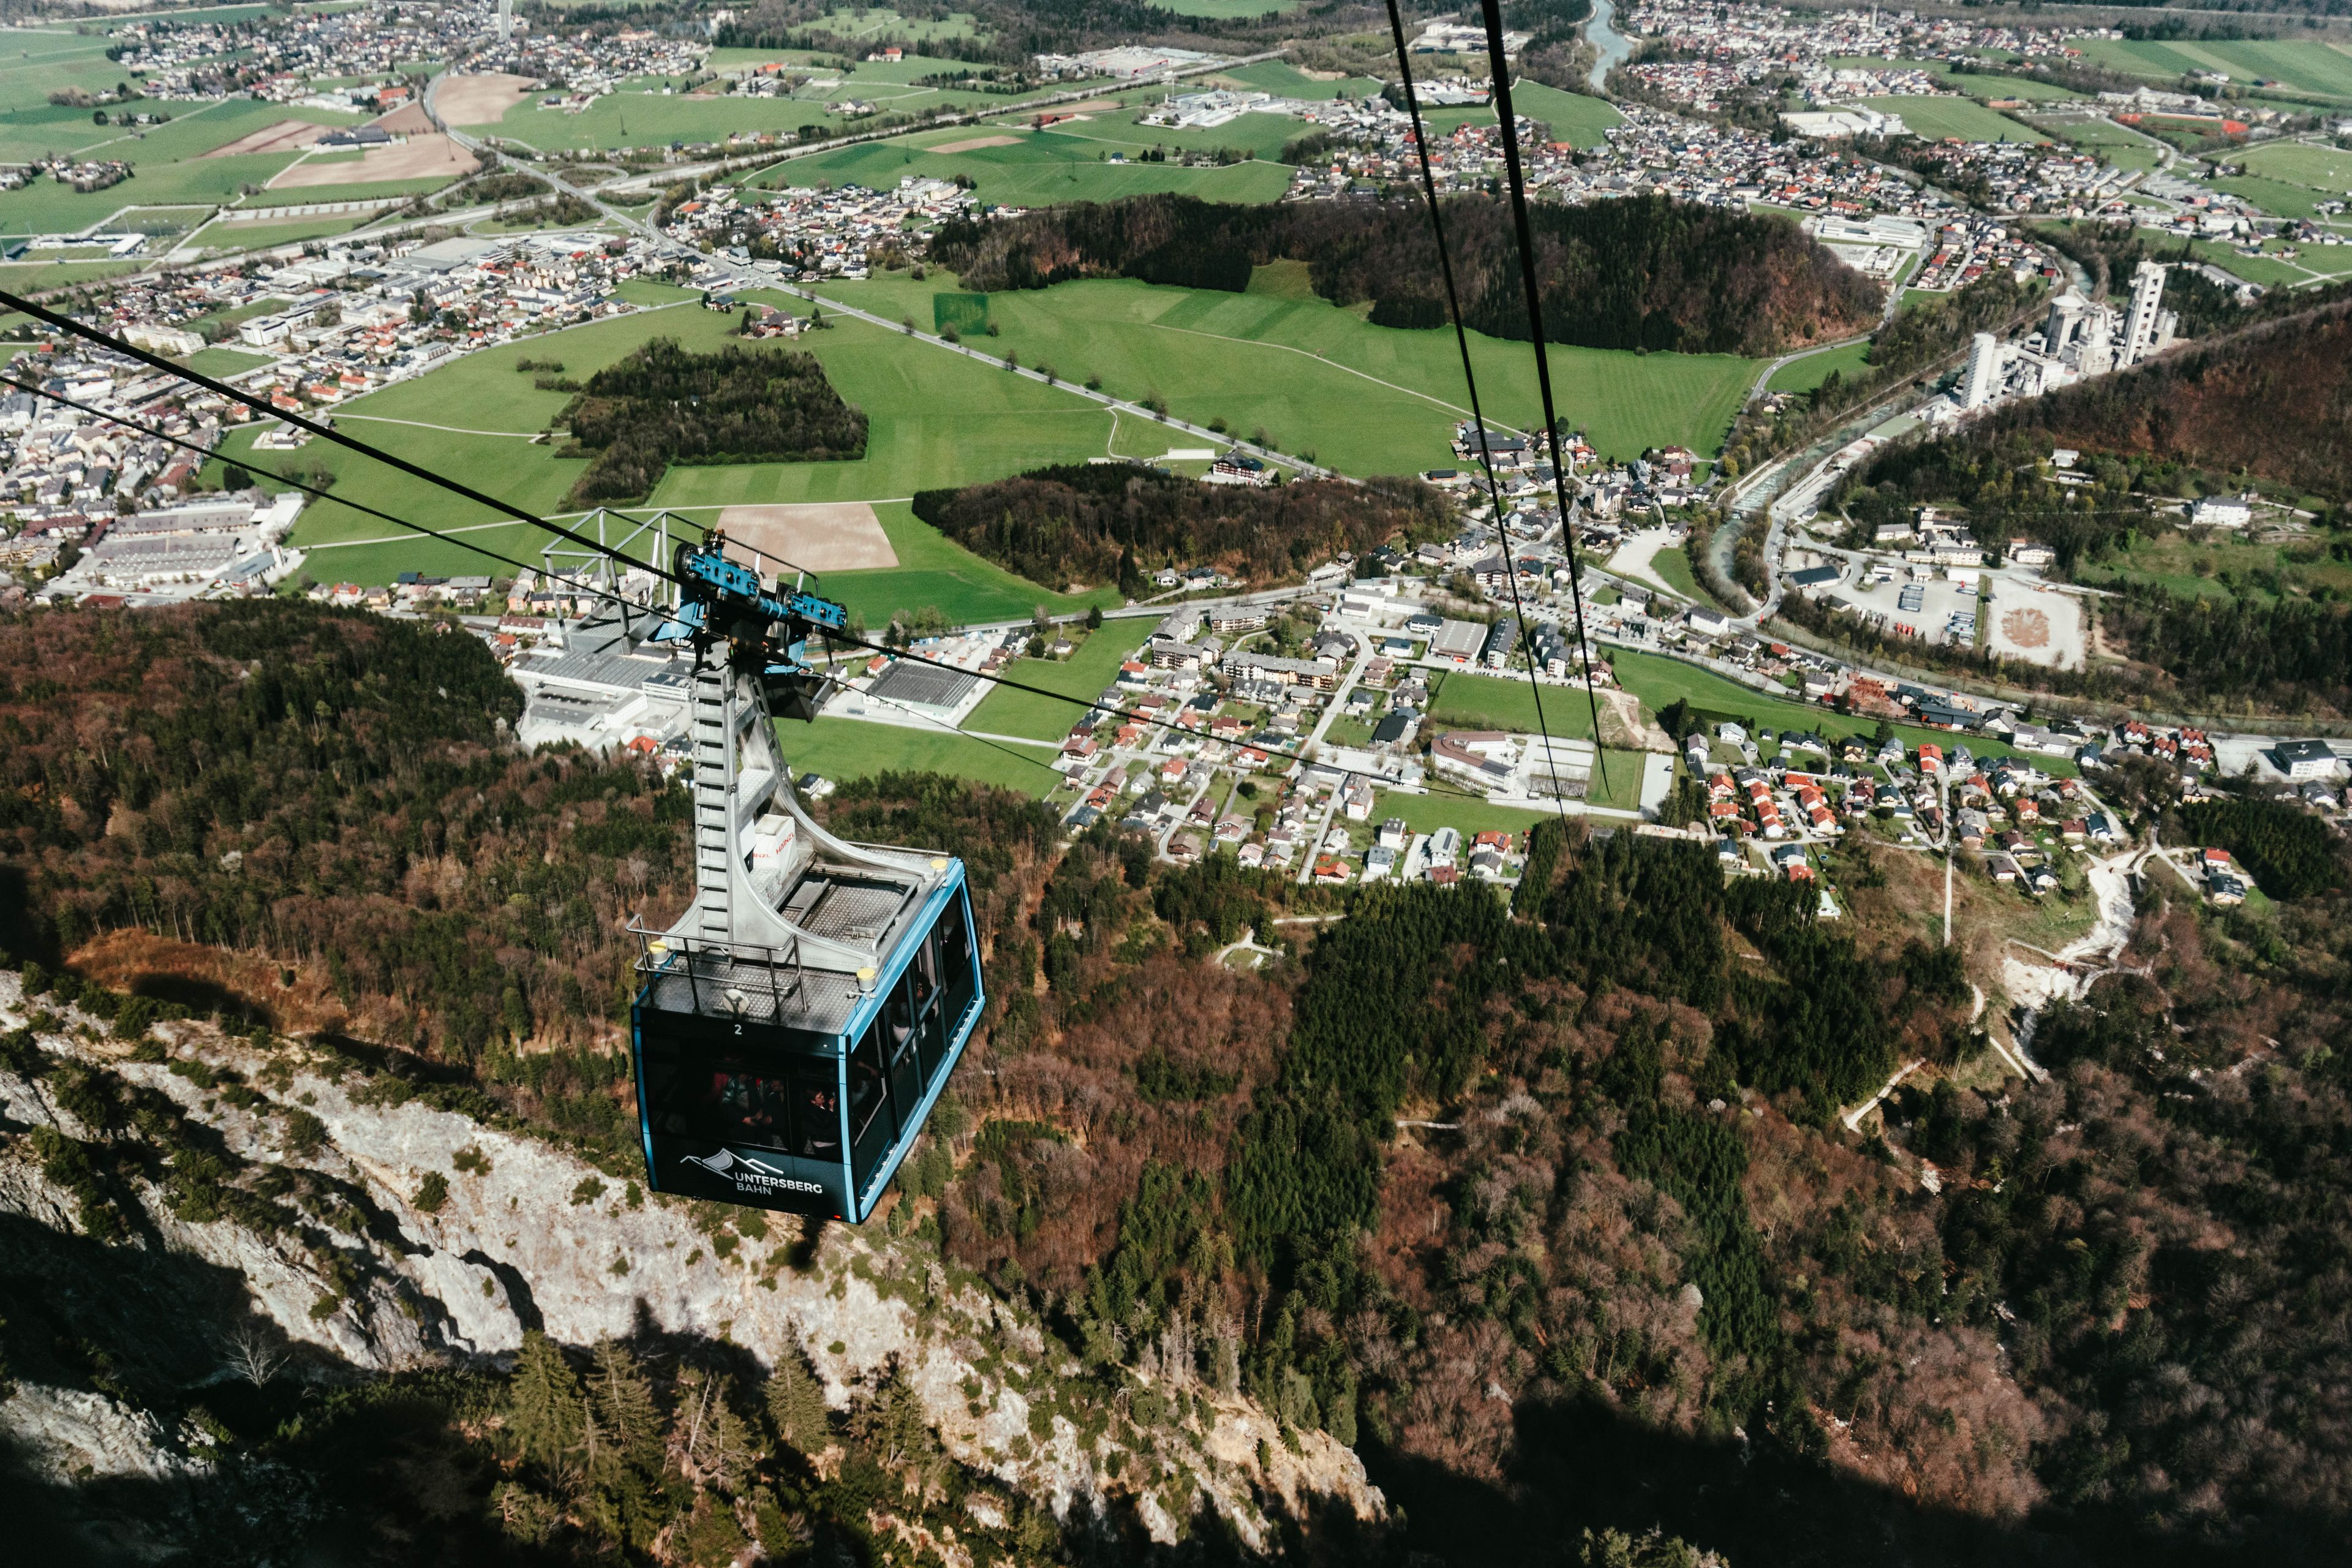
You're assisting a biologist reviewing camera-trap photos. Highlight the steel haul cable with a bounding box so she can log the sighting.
[1471,0,1623,804]
[1380,0,1589,820]
[2,290,1575,825]
[0,285,699,596]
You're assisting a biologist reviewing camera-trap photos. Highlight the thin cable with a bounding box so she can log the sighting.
[829,667,1068,785]
[0,371,647,614]
[1382,0,1571,824]
[1474,0,1616,803]
[12,303,1574,822]
[0,285,694,592]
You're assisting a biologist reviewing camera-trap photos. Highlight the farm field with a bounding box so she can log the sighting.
[749,126,1294,206]
[1862,95,2047,143]
[962,628,1138,741]
[198,214,368,251]
[2236,139,2352,191]
[2075,37,2352,105]
[1766,338,1872,393]
[1429,671,1606,739]
[0,95,378,233]
[263,296,1129,609]
[816,272,1758,472]
[1153,0,1302,15]
[473,51,1057,153]
[780,715,1061,796]
[816,503,1119,625]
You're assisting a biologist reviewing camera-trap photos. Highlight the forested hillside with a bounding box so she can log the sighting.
[930,194,1882,358]
[1839,296,2352,715]
[1977,296,2352,503]
[0,602,676,1093]
[559,339,867,505]
[909,464,1453,593]
[9,601,2352,1565]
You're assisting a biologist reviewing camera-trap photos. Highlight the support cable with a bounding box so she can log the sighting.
[0,371,645,616]
[1381,0,1577,820]
[1473,0,1620,802]
[0,285,695,594]
[6,291,1567,822]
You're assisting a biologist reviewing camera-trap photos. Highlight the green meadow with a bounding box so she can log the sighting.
[2074,37,2352,105]
[1766,339,1872,394]
[262,295,1128,614]
[817,270,1757,470]
[461,50,1059,153]
[963,629,1138,741]
[1153,0,1302,17]
[0,91,387,233]
[1429,671,1608,739]
[749,126,1294,206]
[2216,140,2352,221]
[781,715,1062,796]
[198,214,369,251]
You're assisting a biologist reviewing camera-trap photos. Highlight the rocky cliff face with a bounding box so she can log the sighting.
[0,973,1382,1559]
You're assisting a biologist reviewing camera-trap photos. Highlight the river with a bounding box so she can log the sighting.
[1584,0,1634,91]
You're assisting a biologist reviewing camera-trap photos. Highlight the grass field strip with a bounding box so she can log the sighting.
[68,97,238,163]
[299,499,922,550]
[334,413,549,439]
[1142,319,1494,428]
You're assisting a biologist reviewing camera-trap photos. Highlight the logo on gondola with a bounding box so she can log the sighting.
[680,1147,823,1196]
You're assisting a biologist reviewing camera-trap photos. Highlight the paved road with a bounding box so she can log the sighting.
[423,72,1337,487]
[430,51,1284,196]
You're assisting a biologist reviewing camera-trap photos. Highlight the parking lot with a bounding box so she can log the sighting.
[1838,572,1981,646]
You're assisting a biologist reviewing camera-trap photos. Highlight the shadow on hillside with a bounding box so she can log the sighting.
[13,1197,2343,1567]
[1362,1388,2350,1568]
[0,866,41,967]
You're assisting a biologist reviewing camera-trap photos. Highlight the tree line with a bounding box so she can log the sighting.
[559,338,867,506]
[929,192,1882,358]
[910,461,1454,592]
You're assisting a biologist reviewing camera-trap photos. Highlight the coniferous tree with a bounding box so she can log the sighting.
[852,1357,940,1483]
[765,1343,831,1455]
[590,1338,665,1474]
[506,1330,584,1467]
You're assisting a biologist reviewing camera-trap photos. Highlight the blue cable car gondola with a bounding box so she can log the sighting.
[627,538,984,1221]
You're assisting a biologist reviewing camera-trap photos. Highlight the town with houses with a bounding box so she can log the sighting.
[0,0,2345,922]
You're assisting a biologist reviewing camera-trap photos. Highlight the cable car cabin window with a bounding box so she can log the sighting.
[885,970,922,1113]
[658,1059,839,1162]
[847,1017,893,1185]
[793,1069,843,1164]
[914,930,951,1082]
[937,894,979,1032]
